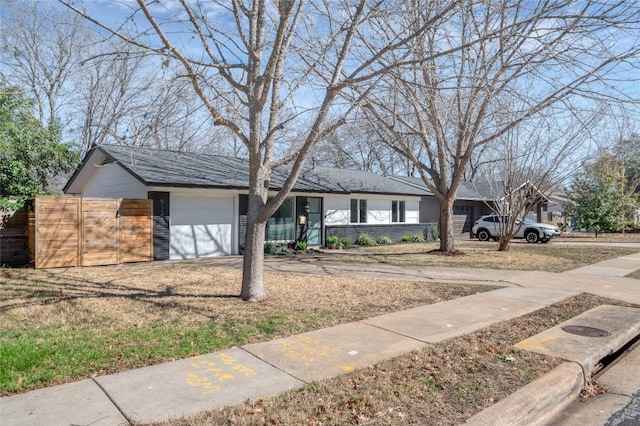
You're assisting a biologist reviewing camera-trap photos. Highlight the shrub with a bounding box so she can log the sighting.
[411,234,425,242]
[356,232,377,246]
[264,242,277,254]
[431,222,440,240]
[325,235,339,247]
[378,235,392,245]
[339,237,350,247]
[295,241,308,251]
[401,235,411,242]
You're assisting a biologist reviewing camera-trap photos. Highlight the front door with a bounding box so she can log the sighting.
[297,196,322,245]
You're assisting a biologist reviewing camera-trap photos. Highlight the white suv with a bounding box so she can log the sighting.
[472,215,561,243]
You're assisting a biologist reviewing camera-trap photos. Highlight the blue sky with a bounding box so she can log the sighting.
[3,0,639,148]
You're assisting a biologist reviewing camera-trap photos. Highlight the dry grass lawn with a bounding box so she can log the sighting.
[1,264,490,394]
[2,240,639,424]
[333,240,637,272]
[1,265,489,330]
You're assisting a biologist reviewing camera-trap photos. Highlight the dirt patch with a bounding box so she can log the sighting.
[426,249,467,256]
[155,294,638,426]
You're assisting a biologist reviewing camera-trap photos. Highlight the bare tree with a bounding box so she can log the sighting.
[61,0,460,301]
[363,0,640,253]
[2,1,226,157]
[136,76,233,154]
[474,110,601,251]
[73,43,227,155]
[1,0,87,127]
[313,119,419,176]
[72,41,155,154]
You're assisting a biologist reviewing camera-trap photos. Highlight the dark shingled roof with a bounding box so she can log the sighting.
[387,175,487,200]
[456,182,487,200]
[65,145,430,196]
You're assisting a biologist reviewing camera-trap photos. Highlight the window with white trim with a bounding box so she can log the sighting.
[392,200,406,223]
[350,199,367,223]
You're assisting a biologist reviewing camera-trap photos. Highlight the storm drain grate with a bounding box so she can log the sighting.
[561,325,611,338]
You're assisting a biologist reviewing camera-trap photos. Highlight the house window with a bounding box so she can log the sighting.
[350,199,367,223]
[265,197,295,241]
[453,205,471,213]
[392,200,406,223]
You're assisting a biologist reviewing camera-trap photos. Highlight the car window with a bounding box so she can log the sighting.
[523,218,536,224]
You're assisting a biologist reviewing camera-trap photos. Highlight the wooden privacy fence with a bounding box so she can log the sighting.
[1,206,30,265]
[25,196,153,268]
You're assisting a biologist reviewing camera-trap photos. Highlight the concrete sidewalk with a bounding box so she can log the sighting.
[565,252,640,277]
[3,252,640,425]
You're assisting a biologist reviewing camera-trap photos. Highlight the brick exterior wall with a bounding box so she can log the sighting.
[326,223,438,245]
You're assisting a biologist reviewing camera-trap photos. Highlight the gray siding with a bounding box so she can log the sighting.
[419,196,440,223]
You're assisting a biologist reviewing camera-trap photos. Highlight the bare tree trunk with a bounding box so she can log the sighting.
[241,204,267,302]
[360,0,640,257]
[439,197,456,252]
[498,237,510,251]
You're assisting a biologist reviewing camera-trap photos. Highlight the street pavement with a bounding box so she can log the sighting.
[2,248,640,425]
[606,391,640,426]
[545,339,640,426]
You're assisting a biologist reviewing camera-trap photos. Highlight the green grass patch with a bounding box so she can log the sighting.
[0,315,294,394]
[626,269,640,279]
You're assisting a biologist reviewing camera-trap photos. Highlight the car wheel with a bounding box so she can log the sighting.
[477,229,491,241]
[525,230,539,243]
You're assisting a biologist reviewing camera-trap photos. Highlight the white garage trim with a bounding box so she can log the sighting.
[169,194,235,259]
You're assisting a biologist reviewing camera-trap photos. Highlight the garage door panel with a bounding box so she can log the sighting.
[169,195,233,259]
[170,224,232,259]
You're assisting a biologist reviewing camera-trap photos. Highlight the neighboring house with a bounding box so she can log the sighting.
[393,177,550,237]
[466,180,550,223]
[390,176,491,237]
[64,145,432,260]
[546,192,570,228]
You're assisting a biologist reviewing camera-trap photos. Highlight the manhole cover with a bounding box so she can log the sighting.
[561,325,611,337]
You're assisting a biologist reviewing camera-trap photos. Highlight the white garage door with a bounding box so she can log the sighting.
[170,195,234,259]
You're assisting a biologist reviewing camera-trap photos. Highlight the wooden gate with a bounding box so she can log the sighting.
[118,199,154,263]
[82,199,118,266]
[30,197,152,268]
[32,197,81,268]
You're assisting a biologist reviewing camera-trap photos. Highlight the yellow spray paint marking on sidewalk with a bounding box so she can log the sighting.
[181,353,258,395]
[275,335,342,366]
[517,336,558,351]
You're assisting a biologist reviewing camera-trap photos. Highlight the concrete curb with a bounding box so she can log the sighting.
[465,362,584,426]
